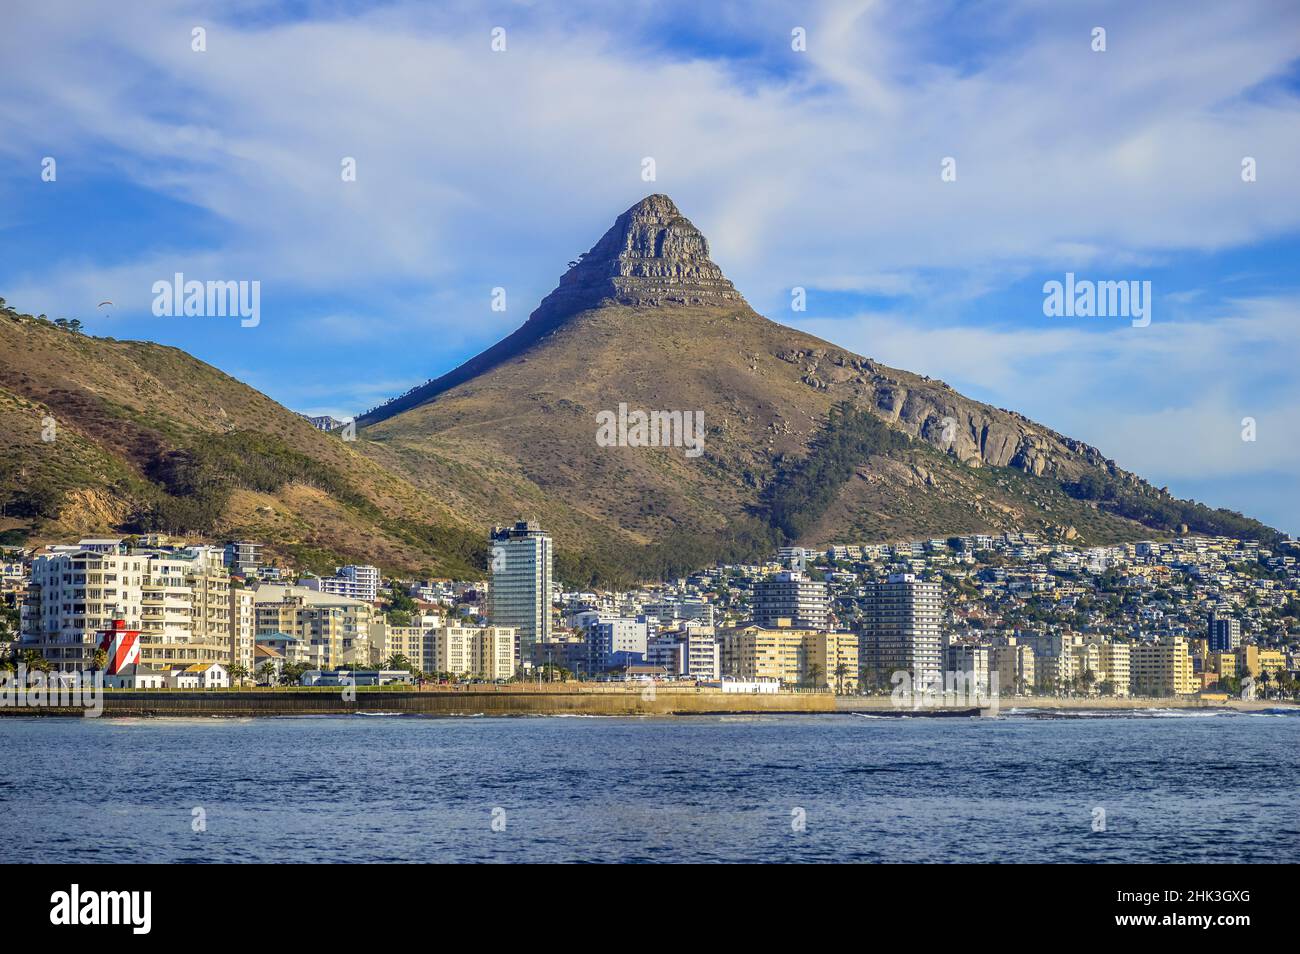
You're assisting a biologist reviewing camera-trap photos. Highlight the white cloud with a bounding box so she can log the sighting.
[1,0,1297,528]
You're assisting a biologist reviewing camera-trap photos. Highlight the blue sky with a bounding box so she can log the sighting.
[1,0,1298,533]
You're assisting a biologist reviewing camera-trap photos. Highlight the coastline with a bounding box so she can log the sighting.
[836,695,1299,713]
[0,685,836,718]
[2,685,1296,718]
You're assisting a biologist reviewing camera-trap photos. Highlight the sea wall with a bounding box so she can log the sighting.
[835,695,1296,712]
[2,686,836,718]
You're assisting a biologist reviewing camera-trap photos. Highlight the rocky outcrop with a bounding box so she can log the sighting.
[779,345,1115,481]
[542,194,745,312]
[359,195,745,426]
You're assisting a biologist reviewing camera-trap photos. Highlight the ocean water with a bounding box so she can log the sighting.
[1,710,1297,863]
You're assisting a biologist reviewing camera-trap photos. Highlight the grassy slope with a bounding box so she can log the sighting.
[360,301,1207,578]
[0,310,481,576]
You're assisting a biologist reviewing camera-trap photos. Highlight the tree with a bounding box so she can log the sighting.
[383,653,413,673]
[834,662,849,695]
[804,662,825,690]
[256,662,277,685]
[89,648,108,672]
[229,664,250,687]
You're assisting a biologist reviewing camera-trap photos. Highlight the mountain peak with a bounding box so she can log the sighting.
[357,195,750,424]
[537,194,745,315]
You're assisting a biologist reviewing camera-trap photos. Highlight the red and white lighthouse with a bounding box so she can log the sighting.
[97,616,141,675]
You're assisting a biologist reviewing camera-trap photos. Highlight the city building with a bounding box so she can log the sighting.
[301,564,381,603]
[992,640,1035,696]
[647,626,721,680]
[23,543,148,671]
[1207,612,1242,652]
[859,574,944,686]
[489,521,553,669]
[253,584,375,670]
[429,625,517,680]
[223,541,263,575]
[587,617,648,670]
[753,570,828,630]
[946,643,993,696]
[230,587,256,677]
[1131,636,1196,696]
[720,622,857,691]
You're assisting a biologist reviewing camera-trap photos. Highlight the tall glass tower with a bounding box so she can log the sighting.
[489,520,553,669]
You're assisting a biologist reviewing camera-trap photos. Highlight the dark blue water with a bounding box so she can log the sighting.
[2,710,1297,863]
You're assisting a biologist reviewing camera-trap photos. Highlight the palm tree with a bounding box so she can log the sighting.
[256,662,277,686]
[229,664,250,687]
[833,662,849,696]
[804,662,825,690]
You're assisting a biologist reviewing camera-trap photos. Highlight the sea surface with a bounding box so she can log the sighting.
[2,709,1297,863]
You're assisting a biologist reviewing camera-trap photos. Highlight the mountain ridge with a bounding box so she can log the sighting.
[355,194,1281,582]
[0,196,1282,585]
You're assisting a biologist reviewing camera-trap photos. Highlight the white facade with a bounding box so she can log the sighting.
[23,545,147,671]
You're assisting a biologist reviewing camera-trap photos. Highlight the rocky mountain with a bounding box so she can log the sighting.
[356,195,1279,583]
[0,196,1277,584]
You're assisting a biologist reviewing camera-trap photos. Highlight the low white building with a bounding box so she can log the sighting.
[717,678,780,694]
[167,663,229,689]
[103,664,167,690]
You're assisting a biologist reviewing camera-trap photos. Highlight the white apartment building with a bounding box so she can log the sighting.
[647,627,720,680]
[945,643,993,696]
[302,564,381,603]
[23,542,232,671]
[589,617,649,670]
[230,587,256,676]
[23,544,147,670]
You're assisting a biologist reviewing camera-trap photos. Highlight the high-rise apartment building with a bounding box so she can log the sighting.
[753,570,828,630]
[230,587,256,676]
[1207,612,1242,653]
[489,520,553,668]
[859,574,944,684]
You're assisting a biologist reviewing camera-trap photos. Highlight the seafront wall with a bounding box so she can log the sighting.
[2,685,836,718]
[835,695,1297,712]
